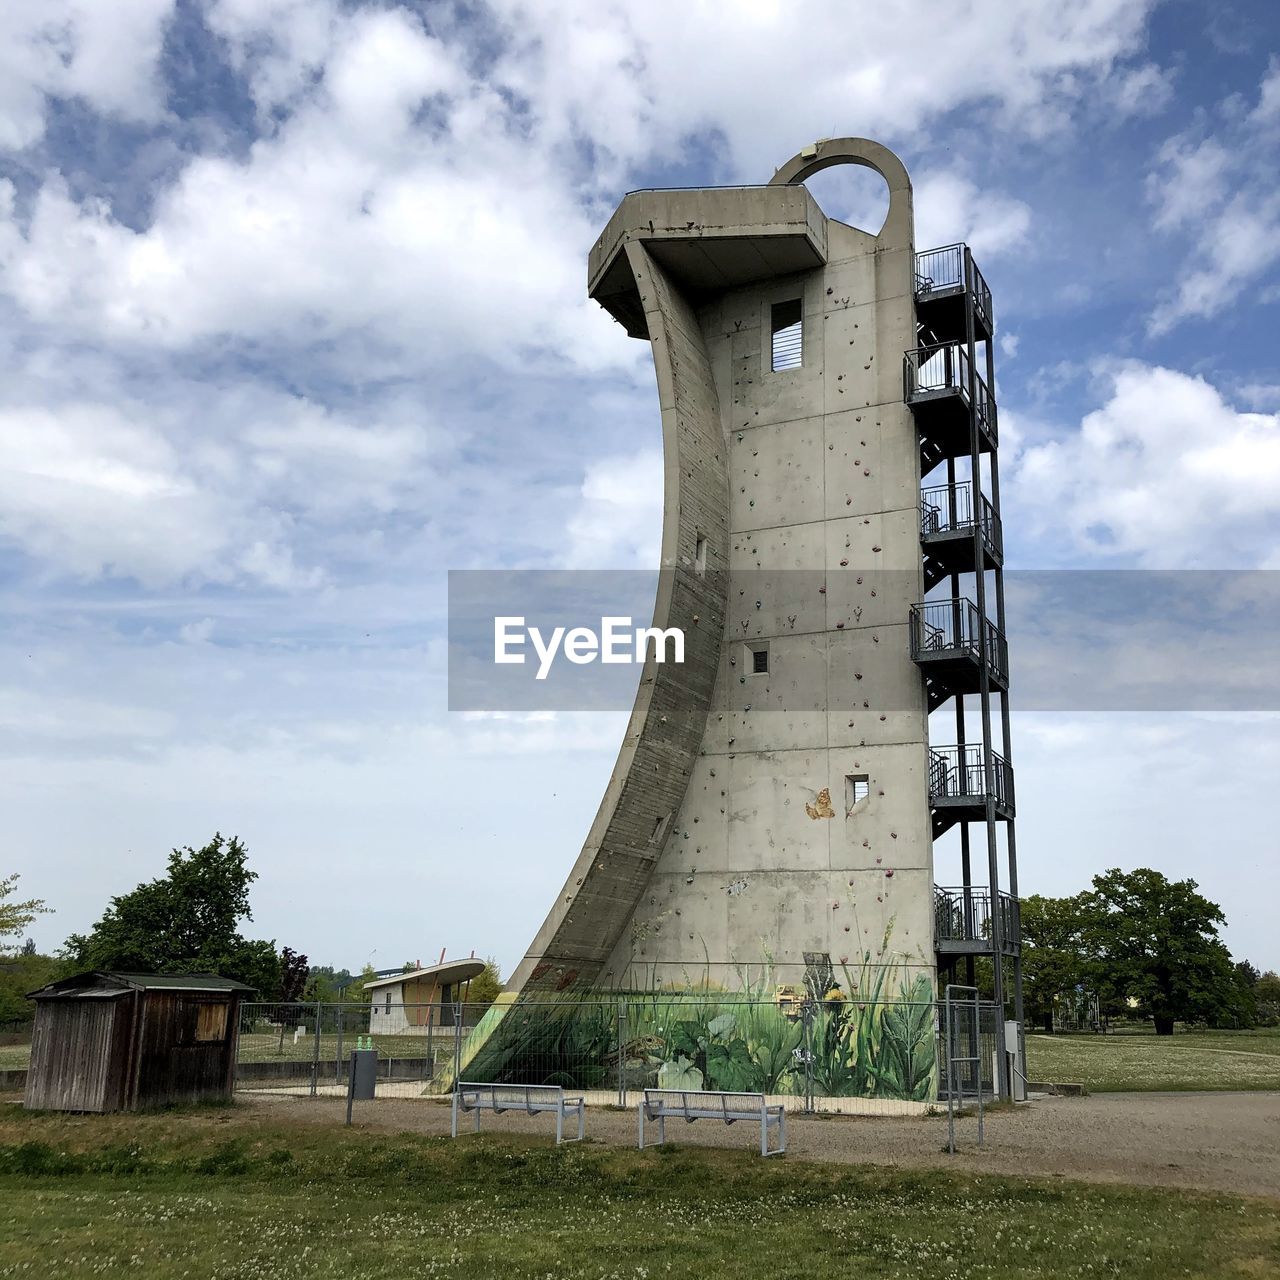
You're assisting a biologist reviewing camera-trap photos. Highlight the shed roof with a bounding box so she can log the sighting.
[29,971,257,1000]
[361,958,486,991]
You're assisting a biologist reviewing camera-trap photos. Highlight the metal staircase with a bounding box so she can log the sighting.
[907,242,1025,1097]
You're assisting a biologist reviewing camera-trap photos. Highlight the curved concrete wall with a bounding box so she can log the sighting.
[504,242,730,997]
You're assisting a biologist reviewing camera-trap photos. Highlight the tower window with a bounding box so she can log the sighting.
[694,535,707,576]
[770,299,803,371]
[746,641,769,674]
[845,774,870,813]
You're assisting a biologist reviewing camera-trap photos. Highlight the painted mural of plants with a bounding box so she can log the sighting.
[452,925,938,1102]
[871,974,936,1101]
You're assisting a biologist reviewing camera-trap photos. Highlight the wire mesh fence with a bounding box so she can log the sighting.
[235,994,1006,1113]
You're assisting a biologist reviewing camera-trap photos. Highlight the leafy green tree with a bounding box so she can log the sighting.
[0,875,50,955]
[1256,970,1280,1027]
[1018,893,1094,1032]
[465,958,503,1006]
[0,949,60,1023]
[341,964,377,1004]
[1081,868,1238,1035]
[62,835,282,995]
[1217,960,1261,1030]
[303,966,356,1003]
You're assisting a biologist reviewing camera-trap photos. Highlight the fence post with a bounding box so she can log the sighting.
[452,1002,462,1083]
[616,999,627,1108]
[802,1001,815,1114]
[310,1000,321,1097]
[335,1005,344,1084]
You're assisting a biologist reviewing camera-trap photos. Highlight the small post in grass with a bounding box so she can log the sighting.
[345,1050,357,1126]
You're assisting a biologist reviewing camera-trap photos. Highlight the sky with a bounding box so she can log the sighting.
[2,0,1278,978]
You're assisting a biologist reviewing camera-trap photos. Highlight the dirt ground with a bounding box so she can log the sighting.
[245,1089,1280,1200]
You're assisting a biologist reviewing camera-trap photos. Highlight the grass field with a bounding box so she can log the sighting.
[1026,1027,1280,1093]
[0,1105,1277,1279]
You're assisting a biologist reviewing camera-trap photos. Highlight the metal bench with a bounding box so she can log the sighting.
[637,1088,786,1157]
[451,1082,585,1145]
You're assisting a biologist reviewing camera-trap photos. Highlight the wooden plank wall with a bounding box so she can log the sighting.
[24,998,128,1112]
[135,993,241,1107]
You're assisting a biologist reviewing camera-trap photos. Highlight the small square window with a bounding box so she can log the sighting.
[745,641,769,674]
[195,1003,229,1042]
[845,774,870,814]
[771,299,803,371]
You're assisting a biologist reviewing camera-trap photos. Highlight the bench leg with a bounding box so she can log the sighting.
[637,1101,644,1150]
[451,1091,459,1139]
[578,1104,585,1143]
[474,1102,482,1134]
[556,1106,563,1146]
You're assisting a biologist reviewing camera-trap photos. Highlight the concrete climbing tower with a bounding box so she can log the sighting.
[502,139,1022,1075]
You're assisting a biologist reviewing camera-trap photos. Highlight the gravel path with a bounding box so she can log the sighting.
[245,1089,1280,1200]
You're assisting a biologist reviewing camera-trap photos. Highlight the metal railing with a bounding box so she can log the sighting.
[904,341,970,401]
[928,743,1014,810]
[915,243,993,332]
[232,995,983,1111]
[934,885,1020,948]
[910,598,1009,685]
[920,481,1003,557]
[903,344,998,448]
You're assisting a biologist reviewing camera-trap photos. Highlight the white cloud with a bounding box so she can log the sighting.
[914,171,1032,259]
[1249,57,1280,126]
[562,449,663,569]
[1147,65,1280,332]
[1102,61,1175,116]
[0,0,175,151]
[1011,362,1280,567]
[0,367,448,588]
[0,0,1164,375]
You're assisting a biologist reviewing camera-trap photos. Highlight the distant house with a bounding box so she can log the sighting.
[24,971,254,1112]
[363,958,486,1034]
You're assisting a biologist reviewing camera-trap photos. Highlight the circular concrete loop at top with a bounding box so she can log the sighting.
[769,137,912,243]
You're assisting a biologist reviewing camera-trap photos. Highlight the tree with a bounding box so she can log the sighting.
[465,958,503,1006]
[341,964,377,1004]
[62,835,282,996]
[1080,868,1238,1035]
[0,948,60,1024]
[303,966,357,1003]
[280,947,309,1003]
[1212,960,1260,1030]
[1254,970,1280,1028]
[0,875,50,955]
[1018,894,1094,1032]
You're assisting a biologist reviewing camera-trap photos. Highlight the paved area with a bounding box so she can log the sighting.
[245,1088,1280,1200]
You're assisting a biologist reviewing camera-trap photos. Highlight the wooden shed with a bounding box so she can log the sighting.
[24,972,254,1112]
